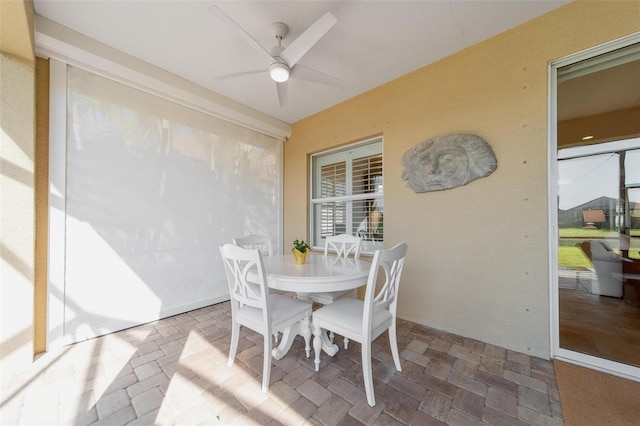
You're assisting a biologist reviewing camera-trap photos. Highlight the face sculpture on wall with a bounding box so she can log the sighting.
[401,134,497,193]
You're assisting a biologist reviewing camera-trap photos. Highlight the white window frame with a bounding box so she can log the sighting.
[310,137,383,253]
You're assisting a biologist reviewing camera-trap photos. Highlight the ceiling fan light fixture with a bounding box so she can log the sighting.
[269,62,290,82]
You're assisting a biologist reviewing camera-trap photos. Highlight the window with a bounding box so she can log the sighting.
[311,138,383,252]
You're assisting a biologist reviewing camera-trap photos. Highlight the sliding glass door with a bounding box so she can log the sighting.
[552,38,640,379]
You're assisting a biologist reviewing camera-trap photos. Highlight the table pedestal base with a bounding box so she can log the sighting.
[272,315,311,360]
[271,315,338,363]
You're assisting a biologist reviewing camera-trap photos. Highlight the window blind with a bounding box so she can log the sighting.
[58,65,283,343]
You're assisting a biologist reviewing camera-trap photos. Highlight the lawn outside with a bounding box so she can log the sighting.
[558,228,640,268]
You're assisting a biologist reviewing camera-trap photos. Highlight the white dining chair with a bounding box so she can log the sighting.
[233,234,289,343]
[326,234,362,258]
[308,234,362,347]
[311,243,408,406]
[233,235,273,256]
[219,244,312,392]
[309,234,362,305]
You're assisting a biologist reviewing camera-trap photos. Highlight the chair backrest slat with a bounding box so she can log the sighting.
[220,244,269,313]
[324,234,362,259]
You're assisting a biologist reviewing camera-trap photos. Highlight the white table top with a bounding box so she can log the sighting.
[262,253,371,293]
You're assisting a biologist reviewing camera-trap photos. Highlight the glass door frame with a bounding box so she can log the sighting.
[548,32,640,382]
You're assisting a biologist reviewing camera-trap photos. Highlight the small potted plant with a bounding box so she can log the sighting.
[292,239,310,264]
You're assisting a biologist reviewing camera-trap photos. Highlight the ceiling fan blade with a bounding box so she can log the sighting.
[280,11,337,67]
[208,6,275,64]
[214,69,267,81]
[276,82,288,108]
[291,65,346,88]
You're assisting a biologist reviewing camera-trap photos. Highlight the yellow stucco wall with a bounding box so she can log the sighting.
[1,0,36,372]
[34,56,49,354]
[0,0,35,62]
[285,1,640,357]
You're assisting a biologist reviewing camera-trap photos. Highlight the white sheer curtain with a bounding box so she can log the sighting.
[60,65,282,342]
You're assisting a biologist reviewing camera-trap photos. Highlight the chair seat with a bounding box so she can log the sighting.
[237,294,311,332]
[312,297,392,340]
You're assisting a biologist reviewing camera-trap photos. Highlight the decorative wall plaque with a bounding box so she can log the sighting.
[401,133,497,193]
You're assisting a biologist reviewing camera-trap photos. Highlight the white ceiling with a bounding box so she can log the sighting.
[33,0,569,124]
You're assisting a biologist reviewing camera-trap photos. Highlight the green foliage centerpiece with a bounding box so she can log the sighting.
[292,239,310,264]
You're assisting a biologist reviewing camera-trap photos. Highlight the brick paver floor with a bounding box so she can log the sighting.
[0,302,563,425]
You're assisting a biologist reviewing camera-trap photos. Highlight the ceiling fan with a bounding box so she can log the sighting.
[209,6,345,108]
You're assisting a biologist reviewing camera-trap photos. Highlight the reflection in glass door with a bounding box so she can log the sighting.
[557,143,640,367]
[555,41,640,373]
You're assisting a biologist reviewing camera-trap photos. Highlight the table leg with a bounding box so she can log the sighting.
[301,315,311,358]
[312,323,339,371]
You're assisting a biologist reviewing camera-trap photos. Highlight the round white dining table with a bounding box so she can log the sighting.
[262,253,371,360]
[263,253,371,293]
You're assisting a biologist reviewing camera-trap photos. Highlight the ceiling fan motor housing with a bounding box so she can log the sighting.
[271,22,289,40]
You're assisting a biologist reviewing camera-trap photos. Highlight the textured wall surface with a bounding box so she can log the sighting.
[1,0,35,375]
[284,1,640,358]
[34,57,49,354]
[1,51,35,373]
